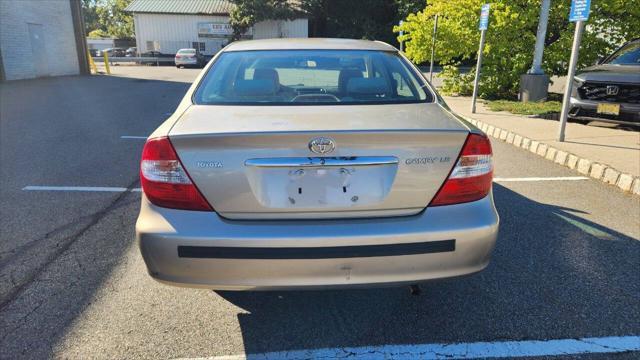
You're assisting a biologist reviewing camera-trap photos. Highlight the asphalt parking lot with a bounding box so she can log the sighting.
[0,67,639,359]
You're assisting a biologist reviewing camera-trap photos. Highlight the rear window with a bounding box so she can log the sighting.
[178,49,196,55]
[193,50,433,105]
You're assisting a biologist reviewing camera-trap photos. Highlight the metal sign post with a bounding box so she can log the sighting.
[399,20,404,52]
[429,14,439,82]
[558,0,591,141]
[471,4,490,113]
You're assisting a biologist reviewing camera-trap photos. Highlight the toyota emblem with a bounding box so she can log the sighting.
[308,137,335,154]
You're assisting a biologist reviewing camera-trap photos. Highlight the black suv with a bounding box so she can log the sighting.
[569,39,640,126]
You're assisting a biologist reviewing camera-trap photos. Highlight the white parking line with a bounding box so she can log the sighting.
[188,335,640,360]
[120,136,148,139]
[494,176,589,182]
[22,186,140,192]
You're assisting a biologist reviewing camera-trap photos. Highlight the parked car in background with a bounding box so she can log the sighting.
[174,48,205,68]
[569,38,640,126]
[141,50,163,57]
[137,38,499,291]
[139,51,172,65]
[101,47,126,57]
[126,47,137,57]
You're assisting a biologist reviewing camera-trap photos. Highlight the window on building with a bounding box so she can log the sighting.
[192,42,205,53]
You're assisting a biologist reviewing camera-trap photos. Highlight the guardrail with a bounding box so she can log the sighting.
[93,57,175,66]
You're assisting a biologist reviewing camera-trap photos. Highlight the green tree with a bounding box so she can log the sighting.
[230,0,419,46]
[396,0,640,99]
[82,0,101,35]
[394,0,426,19]
[96,0,134,39]
[83,0,133,39]
[229,0,301,40]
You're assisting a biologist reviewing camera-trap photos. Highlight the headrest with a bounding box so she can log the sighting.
[234,79,277,96]
[338,68,364,91]
[346,77,388,95]
[253,68,280,85]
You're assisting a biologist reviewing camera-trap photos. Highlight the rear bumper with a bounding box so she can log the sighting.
[136,193,499,290]
[175,58,198,66]
[569,97,640,125]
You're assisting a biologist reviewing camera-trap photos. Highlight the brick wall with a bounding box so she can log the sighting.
[0,0,79,80]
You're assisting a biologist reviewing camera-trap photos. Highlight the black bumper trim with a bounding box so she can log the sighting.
[178,240,455,259]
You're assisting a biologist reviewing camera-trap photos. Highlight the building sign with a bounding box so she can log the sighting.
[569,0,591,22]
[197,22,252,38]
[479,4,490,30]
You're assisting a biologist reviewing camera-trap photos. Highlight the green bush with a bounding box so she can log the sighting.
[440,65,475,96]
[396,0,640,99]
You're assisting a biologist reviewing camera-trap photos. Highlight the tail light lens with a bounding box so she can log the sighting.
[429,133,493,206]
[140,137,213,211]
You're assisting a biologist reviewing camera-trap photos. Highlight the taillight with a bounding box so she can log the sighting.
[140,137,212,211]
[429,133,493,206]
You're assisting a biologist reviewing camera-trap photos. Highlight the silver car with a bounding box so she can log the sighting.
[136,38,499,290]
[175,48,205,68]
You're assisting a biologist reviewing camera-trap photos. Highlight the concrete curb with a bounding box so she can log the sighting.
[462,116,640,197]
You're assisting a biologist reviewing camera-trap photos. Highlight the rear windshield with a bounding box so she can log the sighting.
[193,50,433,105]
[178,49,196,55]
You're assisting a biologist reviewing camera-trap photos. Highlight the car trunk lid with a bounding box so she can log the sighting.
[169,103,469,219]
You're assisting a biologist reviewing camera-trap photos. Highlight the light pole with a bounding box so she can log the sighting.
[530,0,550,75]
[519,0,551,102]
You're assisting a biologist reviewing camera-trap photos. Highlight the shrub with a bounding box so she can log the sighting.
[396,0,640,99]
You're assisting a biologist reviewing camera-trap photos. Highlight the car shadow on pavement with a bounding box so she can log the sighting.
[0,74,190,358]
[217,183,640,356]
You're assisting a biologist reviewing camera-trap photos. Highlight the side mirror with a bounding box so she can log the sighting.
[595,57,605,65]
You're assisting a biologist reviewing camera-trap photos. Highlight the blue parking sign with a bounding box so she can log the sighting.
[569,0,591,22]
[479,4,490,30]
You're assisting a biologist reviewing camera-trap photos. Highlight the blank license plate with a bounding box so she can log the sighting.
[597,103,620,115]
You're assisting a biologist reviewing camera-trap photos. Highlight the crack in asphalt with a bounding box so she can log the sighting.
[0,178,140,311]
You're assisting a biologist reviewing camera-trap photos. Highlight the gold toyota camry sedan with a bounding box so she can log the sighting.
[136,38,499,290]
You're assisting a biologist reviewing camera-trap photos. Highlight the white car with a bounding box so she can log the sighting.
[175,48,205,68]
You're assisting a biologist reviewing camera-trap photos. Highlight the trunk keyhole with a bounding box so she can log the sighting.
[343,186,347,193]
[298,187,302,194]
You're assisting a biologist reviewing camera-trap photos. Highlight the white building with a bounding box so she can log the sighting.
[0,0,88,80]
[125,0,308,57]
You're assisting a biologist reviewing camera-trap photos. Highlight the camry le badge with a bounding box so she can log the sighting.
[308,137,335,154]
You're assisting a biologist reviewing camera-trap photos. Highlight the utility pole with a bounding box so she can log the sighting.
[429,14,439,82]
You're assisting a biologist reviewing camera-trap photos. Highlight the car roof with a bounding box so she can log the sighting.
[223,38,397,52]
